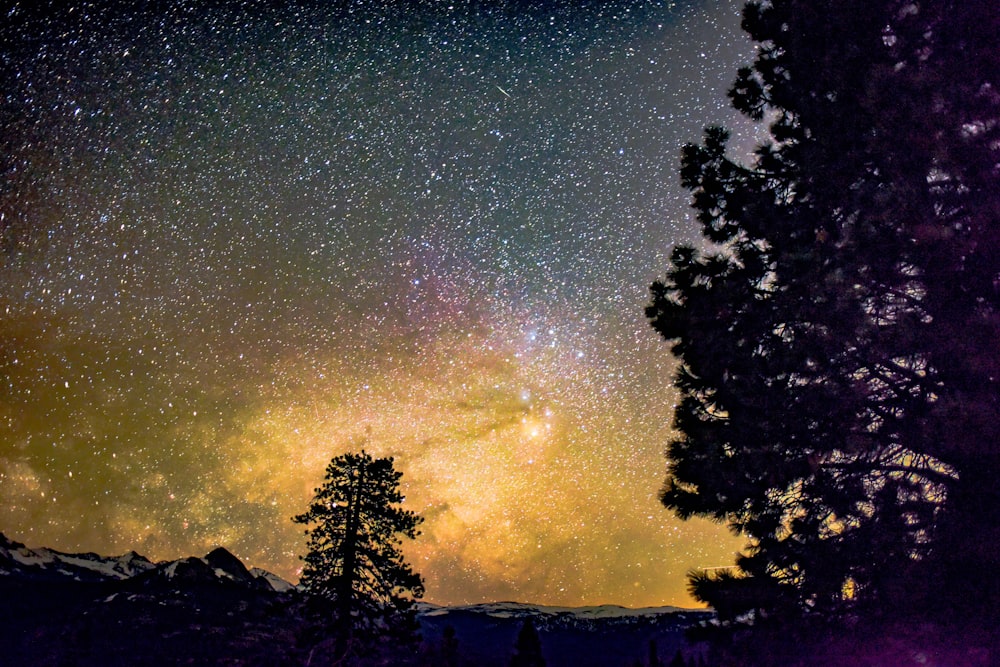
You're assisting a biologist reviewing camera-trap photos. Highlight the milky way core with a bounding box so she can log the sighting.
[0,0,758,606]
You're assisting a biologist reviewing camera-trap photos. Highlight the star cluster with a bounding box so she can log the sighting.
[0,0,757,606]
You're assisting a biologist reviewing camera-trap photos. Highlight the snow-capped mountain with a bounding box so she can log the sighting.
[0,532,156,582]
[0,532,293,592]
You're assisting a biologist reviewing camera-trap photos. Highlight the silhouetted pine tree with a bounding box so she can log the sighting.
[510,619,545,667]
[647,639,661,667]
[442,624,460,667]
[647,0,1000,661]
[293,450,424,662]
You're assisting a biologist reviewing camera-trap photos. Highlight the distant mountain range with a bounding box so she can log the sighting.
[0,531,293,591]
[417,601,712,667]
[0,533,712,666]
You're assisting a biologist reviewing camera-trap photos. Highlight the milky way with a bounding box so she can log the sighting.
[0,0,760,606]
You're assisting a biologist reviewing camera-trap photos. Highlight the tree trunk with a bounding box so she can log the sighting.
[335,460,366,658]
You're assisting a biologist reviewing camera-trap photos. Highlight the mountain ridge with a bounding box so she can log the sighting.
[419,600,699,618]
[0,531,292,591]
[0,532,711,666]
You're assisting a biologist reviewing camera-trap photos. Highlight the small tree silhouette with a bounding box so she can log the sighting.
[647,639,660,667]
[509,618,545,667]
[442,624,459,667]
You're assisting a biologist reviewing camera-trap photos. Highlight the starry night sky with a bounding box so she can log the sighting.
[1,0,762,607]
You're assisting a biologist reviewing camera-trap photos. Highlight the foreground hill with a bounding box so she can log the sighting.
[0,533,710,665]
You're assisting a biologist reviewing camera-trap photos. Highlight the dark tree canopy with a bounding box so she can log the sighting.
[293,450,424,661]
[647,0,999,661]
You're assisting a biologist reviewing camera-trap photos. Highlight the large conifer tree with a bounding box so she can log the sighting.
[293,450,424,661]
[647,0,999,660]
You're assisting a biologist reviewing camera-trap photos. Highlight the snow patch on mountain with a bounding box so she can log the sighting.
[0,533,156,581]
[9,545,56,567]
[417,601,698,620]
[250,567,296,592]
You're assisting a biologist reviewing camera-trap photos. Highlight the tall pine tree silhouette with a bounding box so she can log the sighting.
[647,0,1000,661]
[294,450,424,661]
